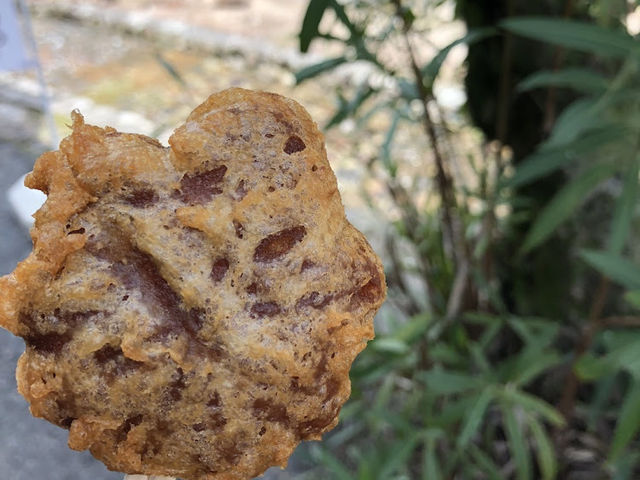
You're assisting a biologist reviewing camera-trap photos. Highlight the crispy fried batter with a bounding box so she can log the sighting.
[0,88,385,480]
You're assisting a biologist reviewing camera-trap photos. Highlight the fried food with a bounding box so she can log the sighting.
[0,88,386,480]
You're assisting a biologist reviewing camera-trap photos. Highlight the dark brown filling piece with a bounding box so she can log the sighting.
[174,165,227,204]
[253,225,306,262]
[283,135,306,155]
[250,302,281,318]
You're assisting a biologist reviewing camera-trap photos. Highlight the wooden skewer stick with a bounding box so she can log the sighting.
[124,475,176,480]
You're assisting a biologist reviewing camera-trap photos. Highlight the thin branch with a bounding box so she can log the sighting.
[392,0,471,319]
[557,276,610,421]
[601,316,640,329]
[392,0,460,263]
[543,0,576,133]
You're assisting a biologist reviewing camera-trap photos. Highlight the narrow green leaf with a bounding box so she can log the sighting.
[624,290,640,310]
[299,0,331,52]
[381,111,401,178]
[468,444,502,480]
[423,436,443,480]
[295,56,348,84]
[586,375,617,432]
[580,249,640,289]
[328,0,358,36]
[499,387,565,427]
[502,404,532,480]
[325,83,375,129]
[457,387,494,447]
[518,68,608,94]
[154,52,187,87]
[528,416,557,480]
[609,154,640,254]
[500,17,638,58]
[421,369,483,395]
[370,337,409,355]
[522,162,618,253]
[422,28,496,84]
[310,445,355,480]
[545,97,599,149]
[510,350,561,387]
[609,380,640,461]
[503,125,627,188]
[377,432,420,478]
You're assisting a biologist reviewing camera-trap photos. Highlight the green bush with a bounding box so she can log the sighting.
[294,1,640,478]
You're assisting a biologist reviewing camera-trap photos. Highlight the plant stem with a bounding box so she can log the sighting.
[543,0,575,133]
[557,276,610,420]
[392,0,470,318]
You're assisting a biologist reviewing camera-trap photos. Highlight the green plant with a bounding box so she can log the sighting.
[294,1,640,479]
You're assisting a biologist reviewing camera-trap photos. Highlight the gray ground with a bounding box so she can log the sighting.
[0,111,123,478]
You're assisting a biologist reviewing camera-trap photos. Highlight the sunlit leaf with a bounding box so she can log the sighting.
[295,56,348,84]
[521,162,618,252]
[580,249,640,289]
[518,68,608,94]
[370,337,409,355]
[500,17,638,58]
[299,0,331,52]
[609,380,640,461]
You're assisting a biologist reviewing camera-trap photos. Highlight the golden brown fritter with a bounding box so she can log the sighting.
[0,88,385,480]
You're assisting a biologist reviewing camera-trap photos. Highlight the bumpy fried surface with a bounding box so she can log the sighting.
[0,88,385,480]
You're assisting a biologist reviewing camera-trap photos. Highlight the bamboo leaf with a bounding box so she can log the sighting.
[518,68,608,94]
[609,154,640,254]
[326,83,376,129]
[580,249,640,289]
[500,17,638,58]
[422,27,496,84]
[299,0,331,52]
[468,444,503,480]
[624,290,640,310]
[377,432,420,478]
[545,97,599,148]
[503,125,627,188]
[295,56,348,84]
[609,380,640,461]
[310,445,355,480]
[420,369,483,395]
[154,52,187,87]
[528,416,557,480]
[521,162,618,253]
[381,110,401,178]
[502,403,532,480]
[423,436,443,480]
[499,388,565,427]
[457,386,494,447]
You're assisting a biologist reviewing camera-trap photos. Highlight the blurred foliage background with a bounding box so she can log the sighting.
[290,0,640,479]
